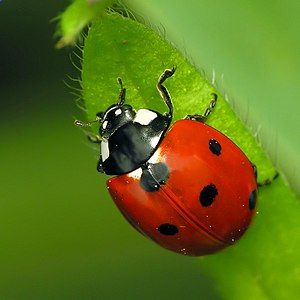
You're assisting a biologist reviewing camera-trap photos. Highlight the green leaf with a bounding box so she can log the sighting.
[55,0,113,48]
[80,13,299,299]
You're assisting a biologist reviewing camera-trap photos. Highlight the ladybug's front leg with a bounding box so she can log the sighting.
[85,134,104,173]
[97,155,104,173]
[87,134,102,144]
[74,118,103,144]
[257,172,279,187]
[252,157,279,187]
[157,67,176,120]
[185,93,218,123]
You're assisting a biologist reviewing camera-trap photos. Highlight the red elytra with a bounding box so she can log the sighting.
[108,120,257,256]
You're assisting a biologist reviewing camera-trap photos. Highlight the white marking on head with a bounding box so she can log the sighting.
[134,109,157,125]
[115,108,122,116]
[101,140,110,161]
[102,120,108,129]
[127,167,142,179]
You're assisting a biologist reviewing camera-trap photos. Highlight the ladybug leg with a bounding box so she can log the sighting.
[97,155,104,173]
[87,134,102,144]
[251,162,279,187]
[86,135,104,173]
[251,163,258,180]
[74,119,102,144]
[74,116,103,143]
[157,67,176,119]
[258,172,279,187]
[116,77,126,106]
[74,111,102,128]
[185,93,218,123]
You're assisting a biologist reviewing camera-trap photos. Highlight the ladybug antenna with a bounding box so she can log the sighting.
[117,77,126,106]
[74,115,102,127]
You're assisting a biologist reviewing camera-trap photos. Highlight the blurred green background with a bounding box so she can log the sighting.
[1,1,299,299]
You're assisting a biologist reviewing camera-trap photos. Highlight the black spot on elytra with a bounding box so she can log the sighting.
[158,223,179,235]
[140,162,169,192]
[249,190,257,210]
[200,184,218,206]
[209,139,221,156]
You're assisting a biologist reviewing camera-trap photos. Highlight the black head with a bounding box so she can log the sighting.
[98,104,136,139]
[91,70,176,175]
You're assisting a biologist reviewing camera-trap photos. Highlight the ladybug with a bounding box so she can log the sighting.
[76,68,258,256]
